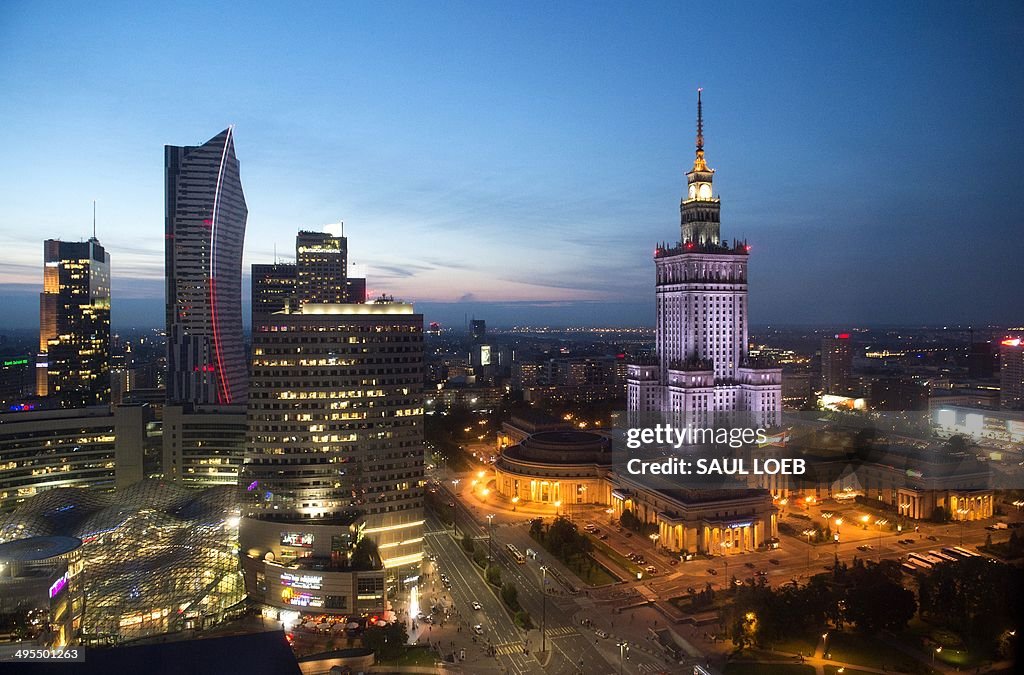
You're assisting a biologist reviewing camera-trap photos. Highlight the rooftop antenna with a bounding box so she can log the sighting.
[92,200,97,240]
[274,243,277,264]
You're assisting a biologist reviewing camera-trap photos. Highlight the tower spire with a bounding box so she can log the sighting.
[693,88,708,171]
[92,200,97,240]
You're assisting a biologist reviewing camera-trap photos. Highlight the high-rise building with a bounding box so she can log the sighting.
[297,230,348,305]
[37,238,111,408]
[470,319,486,343]
[627,91,781,424]
[238,301,422,615]
[821,333,853,396]
[165,128,248,406]
[251,262,297,328]
[250,231,366,330]
[238,300,423,615]
[1000,337,1024,410]
[163,404,247,487]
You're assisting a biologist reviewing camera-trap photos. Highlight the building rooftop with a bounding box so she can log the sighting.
[0,535,81,562]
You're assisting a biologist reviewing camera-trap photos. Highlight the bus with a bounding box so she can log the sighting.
[930,549,957,563]
[907,553,934,569]
[952,545,981,557]
[942,547,971,559]
[901,562,919,575]
[506,543,526,564]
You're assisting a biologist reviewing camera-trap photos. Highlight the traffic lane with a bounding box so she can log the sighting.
[425,532,536,675]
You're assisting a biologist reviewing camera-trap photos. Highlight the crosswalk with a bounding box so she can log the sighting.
[544,625,577,638]
[493,642,524,656]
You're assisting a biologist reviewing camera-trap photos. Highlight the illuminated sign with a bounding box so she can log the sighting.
[280,532,314,548]
[281,587,324,607]
[49,572,69,599]
[2,358,28,367]
[480,345,491,366]
[727,522,753,529]
[280,573,323,590]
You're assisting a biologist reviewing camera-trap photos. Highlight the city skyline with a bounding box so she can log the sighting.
[2,2,1023,331]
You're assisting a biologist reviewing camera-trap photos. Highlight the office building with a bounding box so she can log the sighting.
[238,301,424,614]
[163,404,247,487]
[627,90,782,424]
[1000,337,1024,410]
[0,405,147,512]
[37,238,111,408]
[165,128,248,406]
[470,319,486,343]
[821,333,854,396]
[251,262,297,328]
[251,231,366,329]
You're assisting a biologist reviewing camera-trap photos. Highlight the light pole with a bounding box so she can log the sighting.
[802,529,815,577]
[874,518,887,562]
[554,500,562,518]
[933,646,942,663]
[486,513,495,561]
[649,532,660,554]
[720,540,732,584]
[617,640,629,674]
[957,508,970,545]
[540,566,548,654]
[511,495,519,512]
[450,479,460,536]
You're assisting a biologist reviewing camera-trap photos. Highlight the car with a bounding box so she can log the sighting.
[645,565,657,574]
[734,578,744,587]
[624,532,632,537]
[669,559,679,566]
[471,601,482,610]
[595,629,610,639]
[856,544,873,551]
[756,570,768,576]
[599,534,609,540]
[687,586,697,594]
[744,562,756,569]
[473,624,484,635]
[769,558,780,565]
[927,535,938,541]
[707,568,718,575]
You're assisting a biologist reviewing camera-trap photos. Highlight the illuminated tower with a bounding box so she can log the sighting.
[165,128,248,405]
[628,90,781,425]
[242,301,425,571]
[37,237,111,407]
[821,333,853,396]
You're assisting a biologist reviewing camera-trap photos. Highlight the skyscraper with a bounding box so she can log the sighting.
[627,90,781,424]
[250,229,366,330]
[1000,338,1024,410]
[241,301,425,568]
[37,237,111,408]
[821,333,853,396]
[165,128,248,405]
[250,262,297,328]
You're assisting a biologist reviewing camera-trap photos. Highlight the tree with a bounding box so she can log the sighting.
[362,621,408,660]
[501,582,519,609]
[486,564,502,586]
[461,532,475,553]
[529,517,544,539]
[351,537,380,570]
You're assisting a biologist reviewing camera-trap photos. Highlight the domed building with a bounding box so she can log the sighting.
[494,430,614,507]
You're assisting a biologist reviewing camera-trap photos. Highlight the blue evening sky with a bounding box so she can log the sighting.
[1,1,1022,329]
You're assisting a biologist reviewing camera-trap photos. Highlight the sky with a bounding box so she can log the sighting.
[1,1,1022,330]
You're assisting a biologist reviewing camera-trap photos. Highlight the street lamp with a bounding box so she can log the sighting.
[554,500,562,517]
[957,508,970,545]
[617,640,629,675]
[540,566,548,654]
[874,518,887,561]
[486,514,495,561]
[720,540,732,583]
[649,532,660,551]
[511,495,519,512]
[802,529,815,577]
[450,479,460,535]
[933,646,942,663]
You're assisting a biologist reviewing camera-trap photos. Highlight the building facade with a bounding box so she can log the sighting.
[0,405,147,512]
[627,91,781,425]
[821,333,854,396]
[165,127,248,406]
[251,262,298,329]
[163,404,247,487]
[241,302,425,577]
[1000,337,1024,410]
[37,238,111,408]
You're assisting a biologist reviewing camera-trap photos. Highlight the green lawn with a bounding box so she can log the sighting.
[589,536,642,576]
[564,552,617,586]
[724,663,815,675]
[824,667,876,675]
[771,636,818,657]
[827,632,931,674]
[375,645,438,667]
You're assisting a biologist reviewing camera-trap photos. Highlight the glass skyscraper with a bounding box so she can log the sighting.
[37,237,111,408]
[164,128,248,405]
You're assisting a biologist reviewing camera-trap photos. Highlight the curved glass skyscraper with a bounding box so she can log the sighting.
[164,128,248,405]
